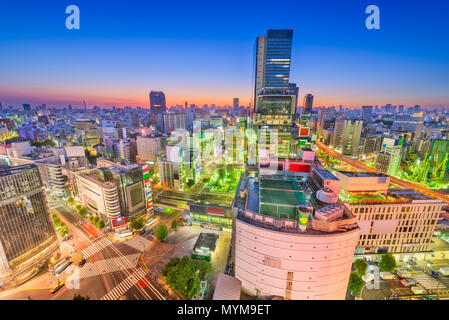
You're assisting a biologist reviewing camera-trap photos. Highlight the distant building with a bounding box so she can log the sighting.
[162,112,186,133]
[136,136,160,162]
[149,91,167,128]
[361,106,373,124]
[75,118,98,147]
[233,98,239,111]
[303,94,314,117]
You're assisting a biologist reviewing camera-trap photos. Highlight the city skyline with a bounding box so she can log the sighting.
[1,0,449,109]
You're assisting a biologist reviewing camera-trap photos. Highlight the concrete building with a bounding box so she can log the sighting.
[74,171,121,222]
[343,189,444,256]
[0,165,59,287]
[233,173,359,300]
[162,112,186,133]
[136,136,160,162]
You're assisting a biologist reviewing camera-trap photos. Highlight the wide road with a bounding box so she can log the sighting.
[316,140,449,204]
[51,203,167,300]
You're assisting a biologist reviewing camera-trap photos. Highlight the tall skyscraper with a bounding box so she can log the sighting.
[332,119,351,154]
[233,98,239,111]
[149,91,167,128]
[253,29,295,158]
[303,94,314,117]
[0,164,59,286]
[288,83,299,111]
[361,105,373,124]
[254,29,293,104]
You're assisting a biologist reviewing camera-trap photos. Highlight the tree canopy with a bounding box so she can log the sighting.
[353,259,368,276]
[130,217,145,230]
[67,197,75,206]
[155,224,169,241]
[348,272,365,295]
[379,253,397,272]
[160,256,211,299]
[59,225,69,237]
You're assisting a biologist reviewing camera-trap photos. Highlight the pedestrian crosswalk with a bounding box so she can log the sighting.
[79,253,141,279]
[81,237,112,259]
[101,268,147,300]
[414,273,446,290]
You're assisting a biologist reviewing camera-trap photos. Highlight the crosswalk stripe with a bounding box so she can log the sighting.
[100,268,147,300]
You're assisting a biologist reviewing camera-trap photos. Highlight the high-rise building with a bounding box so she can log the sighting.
[332,119,351,154]
[0,164,59,286]
[303,94,314,117]
[253,29,296,158]
[136,136,160,162]
[361,106,373,124]
[75,118,98,147]
[350,120,363,157]
[375,137,403,176]
[233,98,239,111]
[149,91,167,128]
[162,112,186,133]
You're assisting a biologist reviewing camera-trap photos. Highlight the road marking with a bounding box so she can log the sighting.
[81,237,112,259]
[101,268,147,300]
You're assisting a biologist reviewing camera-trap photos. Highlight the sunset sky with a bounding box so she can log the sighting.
[0,0,448,109]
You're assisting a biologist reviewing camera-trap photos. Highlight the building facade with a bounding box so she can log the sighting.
[0,165,59,286]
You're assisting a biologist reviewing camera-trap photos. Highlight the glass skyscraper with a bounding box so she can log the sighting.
[149,91,167,129]
[253,29,296,158]
[0,164,58,286]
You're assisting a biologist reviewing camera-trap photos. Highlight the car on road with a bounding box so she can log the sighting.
[430,270,439,278]
[380,272,398,280]
[66,235,73,240]
[79,258,86,267]
[411,286,427,295]
[400,279,417,286]
[50,282,65,294]
[397,269,413,279]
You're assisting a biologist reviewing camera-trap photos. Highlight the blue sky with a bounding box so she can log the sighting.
[0,0,448,108]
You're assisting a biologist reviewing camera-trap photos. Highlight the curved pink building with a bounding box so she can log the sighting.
[233,176,359,300]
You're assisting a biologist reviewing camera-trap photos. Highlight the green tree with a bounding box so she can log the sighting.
[171,220,178,231]
[155,224,169,241]
[379,253,397,272]
[186,180,195,188]
[93,216,100,224]
[97,219,105,229]
[197,260,212,280]
[75,204,82,211]
[353,259,368,276]
[130,217,145,230]
[161,256,201,299]
[73,294,90,300]
[67,197,75,206]
[88,215,94,223]
[59,225,69,237]
[78,207,88,217]
[348,272,365,295]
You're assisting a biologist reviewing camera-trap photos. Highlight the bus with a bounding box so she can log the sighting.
[117,230,133,239]
[52,260,72,276]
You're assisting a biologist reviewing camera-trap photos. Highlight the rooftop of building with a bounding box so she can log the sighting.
[0,164,37,177]
[313,168,339,180]
[240,175,358,235]
[338,171,388,178]
[258,177,309,220]
[344,189,442,205]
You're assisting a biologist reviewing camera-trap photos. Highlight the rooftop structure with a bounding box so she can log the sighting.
[233,172,359,300]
